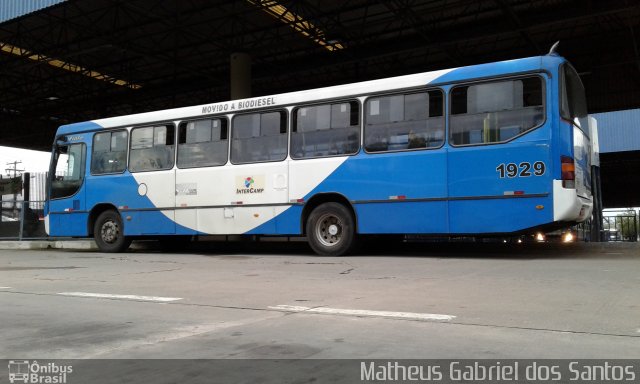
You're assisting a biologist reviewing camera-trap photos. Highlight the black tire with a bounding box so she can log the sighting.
[306,202,357,256]
[93,210,131,253]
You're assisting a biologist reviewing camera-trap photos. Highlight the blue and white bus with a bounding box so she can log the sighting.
[45,53,593,255]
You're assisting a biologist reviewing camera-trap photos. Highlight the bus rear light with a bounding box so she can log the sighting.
[561,156,575,188]
[562,232,575,243]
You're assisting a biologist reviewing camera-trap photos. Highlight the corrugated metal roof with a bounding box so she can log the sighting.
[0,0,66,24]
[591,108,640,153]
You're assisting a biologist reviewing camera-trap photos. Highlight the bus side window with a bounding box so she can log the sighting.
[231,111,287,164]
[177,118,228,168]
[129,125,175,172]
[291,101,360,159]
[364,90,444,153]
[91,131,128,174]
[450,77,544,146]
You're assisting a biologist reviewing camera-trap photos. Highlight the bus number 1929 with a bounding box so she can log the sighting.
[496,161,546,178]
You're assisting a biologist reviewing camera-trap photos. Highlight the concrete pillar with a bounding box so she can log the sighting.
[230,53,251,100]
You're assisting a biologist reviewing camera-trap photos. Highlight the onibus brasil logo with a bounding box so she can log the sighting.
[8,360,73,383]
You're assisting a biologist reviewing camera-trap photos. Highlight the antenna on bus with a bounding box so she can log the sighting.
[548,41,560,55]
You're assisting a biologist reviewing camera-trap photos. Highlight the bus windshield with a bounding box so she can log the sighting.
[50,142,86,199]
[560,64,589,136]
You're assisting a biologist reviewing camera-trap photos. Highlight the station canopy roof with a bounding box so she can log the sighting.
[1,0,640,150]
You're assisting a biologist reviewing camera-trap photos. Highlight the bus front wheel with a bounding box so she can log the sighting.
[307,202,357,256]
[94,210,131,253]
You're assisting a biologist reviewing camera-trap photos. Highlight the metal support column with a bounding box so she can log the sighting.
[230,53,251,100]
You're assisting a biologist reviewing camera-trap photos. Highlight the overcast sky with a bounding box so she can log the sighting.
[0,146,51,176]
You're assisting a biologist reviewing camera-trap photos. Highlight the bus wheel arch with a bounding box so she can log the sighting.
[302,193,357,234]
[302,194,358,256]
[89,205,131,252]
[88,204,119,236]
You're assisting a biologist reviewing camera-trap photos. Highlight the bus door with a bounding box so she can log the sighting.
[125,124,176,235]
[46,137,88,236]
[174,117,229,234]
[447,75,553,234]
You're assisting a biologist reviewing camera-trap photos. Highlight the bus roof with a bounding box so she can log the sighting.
[56,55,565,136]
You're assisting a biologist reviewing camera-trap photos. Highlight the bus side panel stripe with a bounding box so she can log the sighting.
[85,171,201,236]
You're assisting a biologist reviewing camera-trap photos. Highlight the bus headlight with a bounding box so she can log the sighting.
[535,232,546,242]
[562,232,574,243]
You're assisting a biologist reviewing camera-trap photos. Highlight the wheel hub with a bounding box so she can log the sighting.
[101,221,119,244]
[316,213,343,247]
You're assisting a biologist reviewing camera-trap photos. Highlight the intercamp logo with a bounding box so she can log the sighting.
[8,360,73,383]
[235,175,265,194]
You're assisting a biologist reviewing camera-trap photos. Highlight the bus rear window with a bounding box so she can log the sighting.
[560,64,589,135]
[450,76,544,146]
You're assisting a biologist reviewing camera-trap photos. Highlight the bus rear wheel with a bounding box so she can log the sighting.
[307,202,357,256]
[94,210,131,253]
